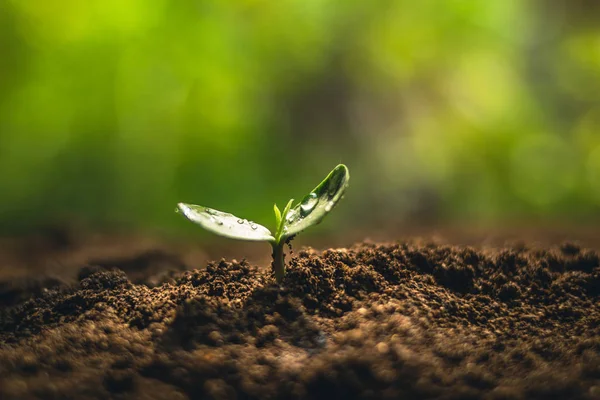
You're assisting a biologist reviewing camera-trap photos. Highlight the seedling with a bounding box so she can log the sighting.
[176,164,349,282]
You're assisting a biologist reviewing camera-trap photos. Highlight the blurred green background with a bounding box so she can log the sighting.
[1,0,600,237]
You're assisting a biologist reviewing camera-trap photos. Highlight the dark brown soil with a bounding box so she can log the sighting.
[1,240,599,399]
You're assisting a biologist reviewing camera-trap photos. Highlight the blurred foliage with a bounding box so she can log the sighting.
[1,0,600,235]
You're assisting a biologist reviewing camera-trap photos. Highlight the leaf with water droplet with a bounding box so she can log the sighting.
[177,203,275,242]
[281,164,349,238]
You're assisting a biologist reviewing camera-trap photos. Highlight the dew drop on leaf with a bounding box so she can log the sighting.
[327,181,338,198]
[286,209,298,223]
[300,192,318,215]
[237,219,244,224]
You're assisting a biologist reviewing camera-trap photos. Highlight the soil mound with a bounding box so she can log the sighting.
[0,241,599,399]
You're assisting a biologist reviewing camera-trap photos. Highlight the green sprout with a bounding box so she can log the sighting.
[176,164,350,282]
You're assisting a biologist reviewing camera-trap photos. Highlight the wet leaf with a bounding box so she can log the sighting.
[282,164,349,238]
[177,203,275,242]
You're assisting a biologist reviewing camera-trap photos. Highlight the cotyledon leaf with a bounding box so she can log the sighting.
[281,164,349,239]
[177,203,275,242]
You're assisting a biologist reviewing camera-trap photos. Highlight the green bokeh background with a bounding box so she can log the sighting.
[1,0,600,236]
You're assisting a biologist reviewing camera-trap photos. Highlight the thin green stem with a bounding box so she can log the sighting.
[271,241,286,283]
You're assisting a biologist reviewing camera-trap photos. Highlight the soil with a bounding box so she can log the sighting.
[1,235,599,399]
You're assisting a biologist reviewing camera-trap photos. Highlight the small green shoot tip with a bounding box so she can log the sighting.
[273,204,282,228]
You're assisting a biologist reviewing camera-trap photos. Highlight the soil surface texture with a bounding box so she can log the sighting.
[1,240,599,400]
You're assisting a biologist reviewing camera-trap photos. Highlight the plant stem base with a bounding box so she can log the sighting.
[271,242,285,282]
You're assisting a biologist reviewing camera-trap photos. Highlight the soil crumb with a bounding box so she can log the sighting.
[0,241,599,399]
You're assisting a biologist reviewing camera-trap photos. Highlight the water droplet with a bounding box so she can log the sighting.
[327,174,343,198]
[237,219,244,224]
[205,208,217,215]
[250,222,258,230]
[216,220,224,226]
[300,193,318,215]
[175,207,180,213]
[286,209,297,223]
[325,202,333,212]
